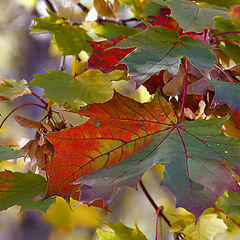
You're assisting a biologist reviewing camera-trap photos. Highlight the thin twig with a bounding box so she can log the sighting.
[0,103,46,129]
[59,56,66,71]
[44,0,57,13]
[212,31,240,38]
[31,92,48,107]
[139,179,171,227]
[155,206,164,240]
[214,64,235,83]
[77,2,89,13]
[179,58,188,124]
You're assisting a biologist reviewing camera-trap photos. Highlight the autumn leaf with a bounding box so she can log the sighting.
[88,37,134,73]
[31,10,96,55]
[76,117,240,219]
[0,78,31,101]
[0,170,55,212]
[0,145,26,161]
[96,221,148,240]
[29,68,124,107]
[44,92,176,199]
[113,24,216,85]
[207,79,240,112]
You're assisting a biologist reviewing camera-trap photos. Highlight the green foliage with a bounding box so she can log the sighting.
[0,145,26,161]
[0,170,55,212]
[114,25,216,84]
[30,68,124,107]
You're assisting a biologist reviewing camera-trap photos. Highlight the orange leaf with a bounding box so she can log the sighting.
[45,93,176,200]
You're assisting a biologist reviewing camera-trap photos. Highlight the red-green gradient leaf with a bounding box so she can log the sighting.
[45,92,176,200]
[76,118,240,220]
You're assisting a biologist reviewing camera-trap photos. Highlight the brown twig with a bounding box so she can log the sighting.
[44,0,57,13]
[77,2,89,13]
[139,179,171,227]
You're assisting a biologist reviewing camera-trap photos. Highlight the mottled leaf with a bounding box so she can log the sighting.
[0,170,55,212]
[114,25,216,85]
[207,79,240,112]
[0,78,31,101]
[0,145,26,161]
[97,221,148,240]
[30,69,124,107]
[44,92,175,200]
[31,10,94,55]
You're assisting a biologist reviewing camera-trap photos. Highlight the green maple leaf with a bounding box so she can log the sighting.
[30,69,124,107]
[114,25,216,85]
[97,221,148,240]
[153,0,231,32]
[0,145,26,161]
[0,170,55,212]
[31,10,95,55]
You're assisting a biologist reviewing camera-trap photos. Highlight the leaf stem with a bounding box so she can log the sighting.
[155,206,164,240]
[59,56,66,71]
[0,103,46,129]
[212,31,240,38]
[44,0,57,13]
[139,179,171,227]
[179,58,188,124]
[31,92,48,107]
[214,64,235,83]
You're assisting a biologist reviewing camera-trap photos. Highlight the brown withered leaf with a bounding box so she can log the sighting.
[187,78,214,95]
[14,115,43,129]
[94,0,115,17]
[163,62,205,97]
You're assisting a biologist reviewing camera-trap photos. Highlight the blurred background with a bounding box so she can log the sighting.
[0,1,240,240]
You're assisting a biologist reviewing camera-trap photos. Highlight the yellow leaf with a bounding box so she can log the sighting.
[170,208,227,240]
[44,197,103,231]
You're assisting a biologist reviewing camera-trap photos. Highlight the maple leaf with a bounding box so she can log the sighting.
[0,145,26,161]
[196,0,240,10]
[30,10,98,55]
[207,79,240,112]
[0,170,55,212]
[76,116,240,220]
[154,0,231,32]
[113,24,216,86]
[44,92,176,199]
[0,78,31,101]
[30,68,124,107]
[96,221,148,240]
